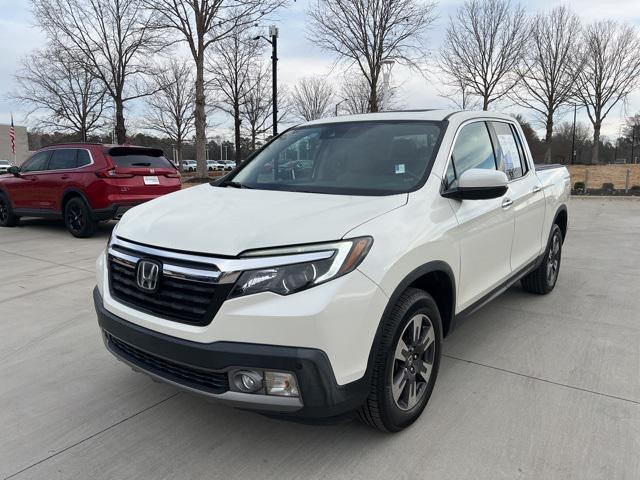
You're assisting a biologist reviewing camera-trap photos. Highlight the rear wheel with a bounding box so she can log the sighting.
[358,288,442,432]
[0,193,19,227]
[521,224,563,294]
[64,197,97,238]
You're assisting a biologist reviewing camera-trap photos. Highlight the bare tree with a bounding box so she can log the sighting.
[241,67,290,152]
[437,76,480,110]
[32,0,162,144]
[511,7,582,163]
[308,0,436,113]
[13,46,107,140]
[574,21,640,164]
[339,74,399,115]
[209,31,262,162]
[440,0,529,111]
[241,66,273,151]
[290,76,333,121]
[143,0,286,177]
[144,59,196,168]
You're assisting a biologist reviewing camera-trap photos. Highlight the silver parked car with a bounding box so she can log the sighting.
[0,160,12,174]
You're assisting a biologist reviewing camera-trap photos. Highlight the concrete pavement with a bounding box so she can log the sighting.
[1,199,639,479]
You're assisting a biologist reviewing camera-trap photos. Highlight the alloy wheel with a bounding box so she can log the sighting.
[0,197,7,223]
[546,232,561,285]
[67,204,85,233]
[391,313,436,411]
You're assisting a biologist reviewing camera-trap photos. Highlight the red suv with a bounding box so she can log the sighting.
[0,143,181,237]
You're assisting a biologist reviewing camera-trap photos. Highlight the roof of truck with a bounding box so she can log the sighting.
[303,109,517,126]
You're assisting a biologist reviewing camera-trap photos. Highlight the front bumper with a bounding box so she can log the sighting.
[94,288,370,418]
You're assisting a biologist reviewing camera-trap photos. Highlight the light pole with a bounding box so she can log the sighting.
[335,98,348,116]
[254,25,279,137]
[570,104,577,164]
[381,59,395,111]
[632,124,637,164]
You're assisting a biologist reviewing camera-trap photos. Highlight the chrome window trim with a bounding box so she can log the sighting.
[20,148,95,174]
[111,236,335,277]
[44,148,96,172]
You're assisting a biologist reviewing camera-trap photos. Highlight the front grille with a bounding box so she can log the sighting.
[108,246,234,326]
[107,333,229,394]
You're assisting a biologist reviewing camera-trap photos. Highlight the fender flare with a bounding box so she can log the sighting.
[551,203,568,241]
[362,260,457,382]
[60,187,92,213]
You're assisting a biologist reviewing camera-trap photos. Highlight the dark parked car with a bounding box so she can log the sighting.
[0,143,181,237]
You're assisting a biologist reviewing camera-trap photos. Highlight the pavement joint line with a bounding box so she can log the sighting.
[471,301,640,333]
[0,247,95,274]
[443,354,640,406]
[0,275,93,305]
[2,392,181,480]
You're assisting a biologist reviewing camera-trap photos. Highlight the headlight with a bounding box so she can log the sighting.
[229,237,373,298]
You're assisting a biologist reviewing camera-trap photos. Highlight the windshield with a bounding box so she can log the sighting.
[0,160,9,165]
[230,121,444,195]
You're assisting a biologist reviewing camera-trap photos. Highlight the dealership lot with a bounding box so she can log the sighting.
[1,198,639,480]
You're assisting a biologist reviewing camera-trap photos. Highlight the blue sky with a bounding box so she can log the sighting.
[1,0,640,141]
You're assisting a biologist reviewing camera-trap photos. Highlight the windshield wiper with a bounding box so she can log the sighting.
[219,179,253,189]
[132,162,151,166]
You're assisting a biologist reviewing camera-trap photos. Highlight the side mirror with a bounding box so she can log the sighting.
[7,165,21,177]
[442,168,508,200]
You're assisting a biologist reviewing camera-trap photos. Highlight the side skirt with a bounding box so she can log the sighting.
[451,254,544,326]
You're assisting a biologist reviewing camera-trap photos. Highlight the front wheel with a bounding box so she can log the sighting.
[521,224,563,294]
[358,288,442,432]
[0,193,19,227]
[64,197,97,238]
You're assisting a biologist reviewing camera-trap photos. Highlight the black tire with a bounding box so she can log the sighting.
[358,288,442,432]
[0,192,19,227]
[64,197,97,238]
[521,224,563,294]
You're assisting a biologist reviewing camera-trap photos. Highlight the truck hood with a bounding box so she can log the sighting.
[116,184,407,256]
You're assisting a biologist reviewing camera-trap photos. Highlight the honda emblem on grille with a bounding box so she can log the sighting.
[136,259,161,292]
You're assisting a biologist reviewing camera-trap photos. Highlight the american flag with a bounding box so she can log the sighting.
[9,114,16,155]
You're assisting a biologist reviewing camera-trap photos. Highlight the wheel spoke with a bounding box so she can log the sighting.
[394,338,409,362]
[406,380,418,409]
[411,316,422,344]
[418,326,435,354]
[418,362,432,383]
[392,369,408,403]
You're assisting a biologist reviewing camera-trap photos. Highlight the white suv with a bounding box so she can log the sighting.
[95,110,570,431]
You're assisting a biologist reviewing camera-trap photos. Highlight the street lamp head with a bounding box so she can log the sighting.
[253,36,260,41]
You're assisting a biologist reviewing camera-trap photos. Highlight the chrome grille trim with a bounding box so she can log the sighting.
[111,236,335,273]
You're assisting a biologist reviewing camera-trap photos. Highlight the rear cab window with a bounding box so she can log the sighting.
[106,147,175,169]
[489,122,527,180]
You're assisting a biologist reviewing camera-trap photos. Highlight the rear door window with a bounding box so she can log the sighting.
[107,147,174,168]
[77,150,92,167]
[48,149,77,170]
[490,122,526,180]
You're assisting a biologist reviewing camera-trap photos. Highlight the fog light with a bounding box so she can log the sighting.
[232,370,263,393]
[265,371,299,397]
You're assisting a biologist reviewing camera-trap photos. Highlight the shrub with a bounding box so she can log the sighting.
[602,182,615,195]
[573,181,585,194]
[630,185,640,196]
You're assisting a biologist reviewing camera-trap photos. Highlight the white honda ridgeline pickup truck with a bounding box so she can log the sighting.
[94,110,570,432]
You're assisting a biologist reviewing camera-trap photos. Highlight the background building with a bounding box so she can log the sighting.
[0,123,29,165]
